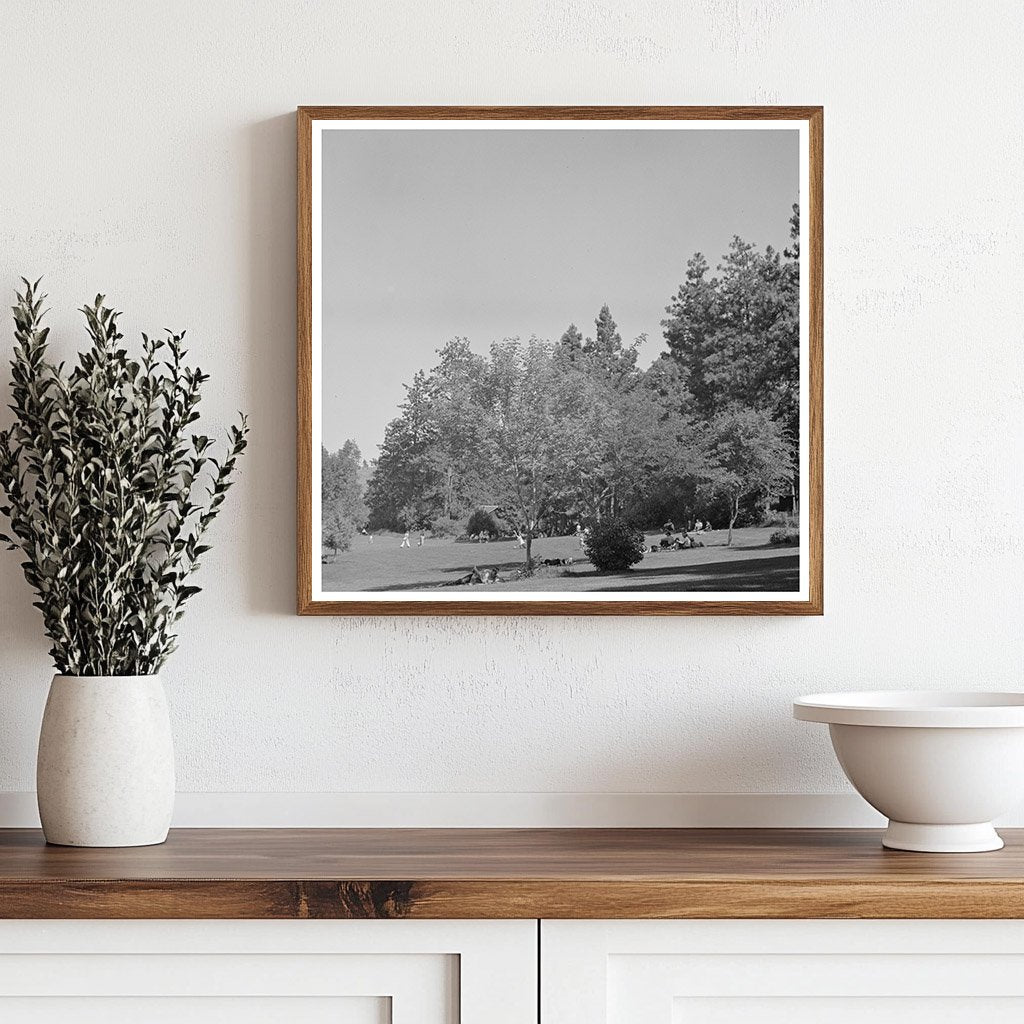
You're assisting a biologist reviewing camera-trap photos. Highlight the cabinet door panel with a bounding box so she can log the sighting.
[674,997,1024,1024]
[0,919,536,1024]
[0,996,389,1024]
[543,920,1024,1024]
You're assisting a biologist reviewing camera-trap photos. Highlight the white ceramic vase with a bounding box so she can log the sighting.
[36,675,175,847]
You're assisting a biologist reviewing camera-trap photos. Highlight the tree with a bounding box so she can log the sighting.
[397,502,417,531]
[661,213,801,518]
[624,356,704,525]
[477,338,582,569]
[705,408,793,545]
[363,370,439,530]
[563,369,691,524]
[583,303,639,376]
[552,306,692,525]
[427,338,490,522]
[587,303,621,354]
[661,218,799,433]
[322,442,366,557]
[776,202,802,509]
[557,323,584,363]
[364,339,490,531]
[708,236,798,434]
[660,253,719,414]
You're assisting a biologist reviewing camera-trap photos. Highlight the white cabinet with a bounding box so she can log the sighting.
[542,920,1024,1023]
[8,917,1024,1022]
[0,920,536,1024]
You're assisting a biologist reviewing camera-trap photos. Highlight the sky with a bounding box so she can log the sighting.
[321,126,799,459]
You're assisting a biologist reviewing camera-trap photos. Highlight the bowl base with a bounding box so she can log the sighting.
[882,821,1004,853]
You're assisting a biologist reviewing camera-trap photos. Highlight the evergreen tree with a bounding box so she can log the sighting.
[660,253,718,414]
[557,322,584,356]
[661,223,799,434]
[363,370,439,530]
[584,304,639,376]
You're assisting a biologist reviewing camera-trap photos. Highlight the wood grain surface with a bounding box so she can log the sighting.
[1,827,1020,920]
[296,105,824,616]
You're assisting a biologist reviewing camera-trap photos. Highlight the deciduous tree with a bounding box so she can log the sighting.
[477,338,580,568]
[322,441,366,557]
[705,407,792,545]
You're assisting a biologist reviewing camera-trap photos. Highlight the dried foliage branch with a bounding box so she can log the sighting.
[0,279,248,675]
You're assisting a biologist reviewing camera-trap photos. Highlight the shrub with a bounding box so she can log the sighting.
[763,511,799,528]
[769,528,799,546]
[466,507,502,538]
[322,510,354,558]
[428,515,462,538]
[583,518,646,572]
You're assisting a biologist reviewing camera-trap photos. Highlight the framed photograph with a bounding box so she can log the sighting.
[298,106,822,615]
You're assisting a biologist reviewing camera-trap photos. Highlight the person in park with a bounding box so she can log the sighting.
[418,532,425,547]
[400,530,411,548]
[360,525,373,544]
[515,531,526,549]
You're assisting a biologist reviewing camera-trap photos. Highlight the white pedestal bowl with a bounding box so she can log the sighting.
[794,691,1024,852]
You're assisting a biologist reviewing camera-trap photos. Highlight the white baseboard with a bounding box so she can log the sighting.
[3,791,1020,829]
[0,791,884,828]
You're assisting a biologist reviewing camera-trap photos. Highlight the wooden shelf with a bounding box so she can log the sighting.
[1,828,1023,919]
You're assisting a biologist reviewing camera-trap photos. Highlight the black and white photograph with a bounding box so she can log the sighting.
[302,110,821,612]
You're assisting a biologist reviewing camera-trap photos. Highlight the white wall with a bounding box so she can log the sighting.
[1,0,1022,826]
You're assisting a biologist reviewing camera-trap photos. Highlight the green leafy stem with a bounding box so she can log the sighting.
[0,279,248,675]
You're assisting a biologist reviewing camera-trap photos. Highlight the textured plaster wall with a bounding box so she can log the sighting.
[0,1,1022,810]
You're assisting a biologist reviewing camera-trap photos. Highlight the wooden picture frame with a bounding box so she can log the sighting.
[298,106,822,615]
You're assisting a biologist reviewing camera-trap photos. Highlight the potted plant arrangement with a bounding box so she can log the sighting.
[0,280,247,847]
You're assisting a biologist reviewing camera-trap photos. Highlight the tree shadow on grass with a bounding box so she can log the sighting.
[365,560,531,592]
[439,560,529,574]
[587,554,799,592]
[363,554,797,593]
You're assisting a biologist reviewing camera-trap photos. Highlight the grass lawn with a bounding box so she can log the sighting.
[321,527,799,594]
